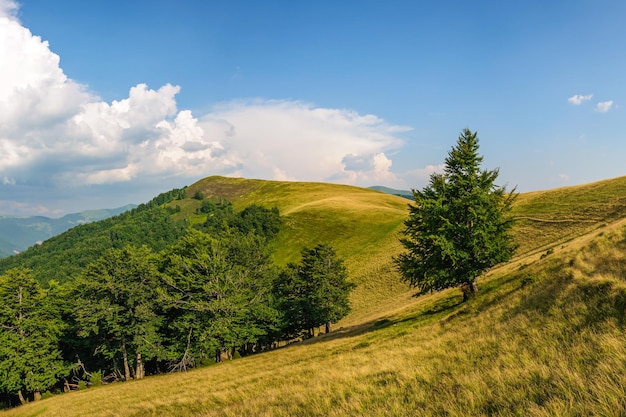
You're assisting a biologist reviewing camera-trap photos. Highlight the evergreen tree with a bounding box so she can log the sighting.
[0,269,67,404]
[395,129,517,301]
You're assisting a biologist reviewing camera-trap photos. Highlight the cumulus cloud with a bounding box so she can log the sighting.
[202,100,408,185]
[0,3,411,214]
[399,164,446,189]
[0,0,17,18]
[567,94,593,105]
[595,100,614,113]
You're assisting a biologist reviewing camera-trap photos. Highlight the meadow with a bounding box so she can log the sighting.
[3,175,626,416]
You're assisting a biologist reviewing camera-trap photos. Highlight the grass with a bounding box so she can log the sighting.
[5,175,626,416]
[172,176,415,324]
[510,175,626,256]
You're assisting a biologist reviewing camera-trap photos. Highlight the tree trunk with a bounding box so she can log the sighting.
[18,389,27,405]
[136,352,144,380]
[34,390,41,401]
[325,321,332,334]
[122,343,131,381]
[461,281,479,302]
[216,349,229,363]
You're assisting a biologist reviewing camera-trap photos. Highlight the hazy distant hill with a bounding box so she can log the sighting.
[368,185,413,199]
[0,205,136,258]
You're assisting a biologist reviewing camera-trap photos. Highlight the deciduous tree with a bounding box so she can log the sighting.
[73,246,163,380]
[0,269,67,404]
[159,230,279,367]
[275,244,354,338]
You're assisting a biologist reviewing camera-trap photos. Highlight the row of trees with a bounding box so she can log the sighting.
[0,203,354,406]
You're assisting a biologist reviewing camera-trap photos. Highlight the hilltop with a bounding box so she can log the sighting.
[2,175,626,416]
[177,177,414,322]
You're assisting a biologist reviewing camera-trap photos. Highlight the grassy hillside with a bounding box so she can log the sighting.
[176,176,414,324]
[511,175,626,256]
[5,198,626,415]
[4,175,626,416]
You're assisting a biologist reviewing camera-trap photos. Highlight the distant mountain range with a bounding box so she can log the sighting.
[0,205,136,258]
[368,185,413,199]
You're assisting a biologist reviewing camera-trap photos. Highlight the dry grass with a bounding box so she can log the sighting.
[511,175,626,256]
[7,219,626,416]
[5,176,626,416]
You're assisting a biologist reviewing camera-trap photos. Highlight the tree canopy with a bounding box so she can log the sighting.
[395,128,517,300]
[0,269,67,404]
[274,244,354,338]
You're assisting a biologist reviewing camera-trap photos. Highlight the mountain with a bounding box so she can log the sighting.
[4,175,626,416]
[0,205,136,258]
[368,185,413,199]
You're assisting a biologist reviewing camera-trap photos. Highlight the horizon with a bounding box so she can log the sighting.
[1,0,625,216]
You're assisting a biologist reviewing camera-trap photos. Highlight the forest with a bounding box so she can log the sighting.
[0,188,354,407]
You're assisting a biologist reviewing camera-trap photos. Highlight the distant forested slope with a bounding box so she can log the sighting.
[0,192,187,284]
[0,205,136,258]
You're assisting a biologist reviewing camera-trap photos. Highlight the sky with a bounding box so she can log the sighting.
[1,0,625,216]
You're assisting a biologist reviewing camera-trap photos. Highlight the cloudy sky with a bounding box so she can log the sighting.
[1,0,625,216]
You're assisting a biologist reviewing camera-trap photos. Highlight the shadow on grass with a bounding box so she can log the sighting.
[297,291,467,347]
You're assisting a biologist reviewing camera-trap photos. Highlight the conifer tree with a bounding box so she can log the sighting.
[395,129,517,301]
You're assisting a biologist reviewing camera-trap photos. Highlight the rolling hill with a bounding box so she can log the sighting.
[3,175,626,416]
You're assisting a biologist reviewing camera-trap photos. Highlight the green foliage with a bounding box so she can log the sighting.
[193,190,205,200]
[274,244,354,338]
[0,269,68,402]
[0,201,188,285]
[72,246,164,380]
[231,205,282,239]
[158,230,280,367]
[396,129,517,298]
[198,201,282,240]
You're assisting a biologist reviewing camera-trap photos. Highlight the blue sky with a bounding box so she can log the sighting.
[1,0,625,215]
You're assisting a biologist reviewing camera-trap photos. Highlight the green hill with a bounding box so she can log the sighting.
[3,175,626,416]
[178,177,414,323]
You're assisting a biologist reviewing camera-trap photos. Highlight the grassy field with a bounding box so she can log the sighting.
[4,175,626,416]
[173,176,416,324]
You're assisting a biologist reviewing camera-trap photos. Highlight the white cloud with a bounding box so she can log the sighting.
[199,100,409,185]
[0,3,411,214]
[595,100,614,113]
[567,94,593,105]
[400,164,446,189]
[0,0,17,19]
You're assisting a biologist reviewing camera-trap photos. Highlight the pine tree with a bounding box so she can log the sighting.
[395,129,517,301]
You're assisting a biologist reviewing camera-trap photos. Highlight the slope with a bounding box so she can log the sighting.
[175,176,414,324]
[0,205,136,258]
[4,177,626,416]
[511,175,626,256]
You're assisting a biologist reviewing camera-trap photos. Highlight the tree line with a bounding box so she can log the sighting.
[0,198,354,407]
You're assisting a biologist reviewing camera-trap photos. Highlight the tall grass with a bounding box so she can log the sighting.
[5,176,626,416]
[6,218,626,416]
